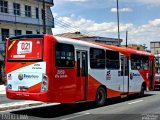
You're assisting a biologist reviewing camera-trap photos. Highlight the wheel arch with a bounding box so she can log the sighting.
[97,85,107,97]
[95,85,107,106]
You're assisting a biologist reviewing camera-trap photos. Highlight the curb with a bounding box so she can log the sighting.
[0,101,46,111]
[0,85,5,94]
[0,91,6,94]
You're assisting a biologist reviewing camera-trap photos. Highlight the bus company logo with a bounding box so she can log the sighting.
[18,74,23,80]
[106,71,111,80]
[7,74,12,80]
[23,74,39,79]
[7,84,12,90]
[130,72,140,80]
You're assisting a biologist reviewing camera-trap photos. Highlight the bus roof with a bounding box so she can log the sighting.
[9,34,44,40]
[54,35,154,58]
[99,44,154,57]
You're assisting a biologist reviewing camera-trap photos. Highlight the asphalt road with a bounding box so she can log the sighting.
[1,90,160,120]
[0,94,22,104]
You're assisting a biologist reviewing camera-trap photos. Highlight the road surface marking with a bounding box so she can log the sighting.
[128,100,143,105]
[61,113,90,120]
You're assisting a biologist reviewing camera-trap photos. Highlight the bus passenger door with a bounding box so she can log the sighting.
[121,55,129,93]
[76,51,88,101]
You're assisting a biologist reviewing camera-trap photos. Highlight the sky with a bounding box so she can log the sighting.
[51,0,160,49]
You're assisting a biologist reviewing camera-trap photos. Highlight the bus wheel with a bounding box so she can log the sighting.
[95,87,106,106]
[139,85,145,97]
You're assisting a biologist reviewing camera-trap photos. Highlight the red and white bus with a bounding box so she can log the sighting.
[5,34,155,106]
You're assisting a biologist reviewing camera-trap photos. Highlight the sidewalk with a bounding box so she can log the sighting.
[0,84,5,94]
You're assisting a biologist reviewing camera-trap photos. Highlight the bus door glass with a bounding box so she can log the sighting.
[76,50,88,101]
[150,59,154,90]
[121,55,129,92]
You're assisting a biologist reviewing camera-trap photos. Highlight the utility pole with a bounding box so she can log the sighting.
[42,0,46,34]
[157,50,159,73]
[126,31,128,47]
[116,0,120,46]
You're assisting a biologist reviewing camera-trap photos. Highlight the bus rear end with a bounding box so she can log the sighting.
[5,35,50,102]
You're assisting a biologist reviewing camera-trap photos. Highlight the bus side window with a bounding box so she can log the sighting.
[131,54,149,70]
[90,48,105,69]
[106,50,120,69]
[55,43,75,68]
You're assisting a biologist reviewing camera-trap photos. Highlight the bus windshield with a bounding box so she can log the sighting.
[7,38,43,61]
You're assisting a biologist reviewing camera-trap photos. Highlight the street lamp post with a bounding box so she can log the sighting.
[157,51,159,73]
[126,31,128,47]
[116,0,120,46]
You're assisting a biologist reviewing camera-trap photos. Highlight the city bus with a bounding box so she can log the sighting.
[5,34,155,106]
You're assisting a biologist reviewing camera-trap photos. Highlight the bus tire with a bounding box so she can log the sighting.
[95,87,106,106]
[139,85,145,97]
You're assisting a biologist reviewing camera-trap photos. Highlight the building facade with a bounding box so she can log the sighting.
[150,42,160,54]
[0,0,54,52]
[150,41,160,73]
[0,0,54,83]
[121,44,145,51]
[56,32,123,46]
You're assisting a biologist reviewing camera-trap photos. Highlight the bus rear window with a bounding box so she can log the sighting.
[7,39,43,61]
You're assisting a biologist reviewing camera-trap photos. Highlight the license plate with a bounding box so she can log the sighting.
[18,86,28,92]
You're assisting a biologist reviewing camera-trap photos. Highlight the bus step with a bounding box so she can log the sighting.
[120,94,127,98]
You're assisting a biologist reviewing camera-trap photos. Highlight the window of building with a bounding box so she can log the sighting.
[37,31,40,34]
[90,48,105,69]
[35,7,39,19]
[106,50,120,69]
[155,42,160,48]
[55,43,75,68]
[26,31,32,34]
[155,48,160,54]
[1,28,9,41]
[25,5,31,17]
[0,0,8,13]
[150,43,155,48]
[15,30,21,36]
[13,3,20,15]
[131,54,149,70]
